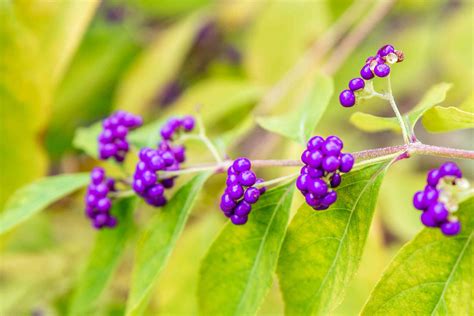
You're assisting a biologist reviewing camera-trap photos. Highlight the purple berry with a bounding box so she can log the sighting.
[422,186,439,206]
[106,216,118,228]
[91,167,105,184]
[326,136,343,147]
[101,143,117,157]
[301,150,311,164]
[339,153,355,173]
[307,136,324,151]
[172,146,186,163]
[92,183,108,197]
[147,184,165,197]
[160,124,174,140]
[141,170,157,186]
[233,158,251,172]
[221,194,236,210]
[238,170,256,186]
[428,202,449,222]
[231,214,248,225]
[96,198,111,212]
[227,166,237,175]
[377,44,395,57]
[360,64,374,80]
[348,78,365,91]
[308,178,328,197]
[321,191,337,206]
[307,151,323,168]
[439,162,462,178]
[307,167,324,179]
[226,174,239,186]
[321,140,342,156]
[305,192,319,208]
[133,179,146,194]
[426,169,441,187]
[420,211,438,227]
[149,155,165,171]
[86,194,97,207]
[413,191,426,210]
[440,220,461,236]
[255,178,266,194]
[322,156,340,172]
[182,116,195,131]
[374,63,390,77]
[235,201,251,217]
[244,187,261,204]
[227,184,244,200]
[339,89,356,107]
[114,125,128,138]
[161,178,175,189]
[330,173,342,188]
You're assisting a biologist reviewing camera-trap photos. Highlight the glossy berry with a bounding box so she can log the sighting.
[374,63,390,77]
[360,64,374,80]
[412,161,467,236]
[85,167,117,229]
[377,44,395,57]
[339,90,356,107]
[348,78,365,91]
[297,135,354,211]
[219,158,266,225]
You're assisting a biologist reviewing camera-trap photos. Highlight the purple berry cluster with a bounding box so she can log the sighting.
[297,136,354,210]
[132,116,196,206]
[85,167,117,229]
[160,115,195,140]
[339,44,404,107]
[219,158,266,225]
[413,162,468,236]
[98,111,143,162]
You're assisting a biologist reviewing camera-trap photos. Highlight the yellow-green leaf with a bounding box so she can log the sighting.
[69,197,137,316]
[198,183,294,315]
[362,198,473,315]
[126,173,210,316]
[422,106,474,133]
[0,173,90,235]
[349,112,401,134]
[277,163,388,315]
[257,74,334,144]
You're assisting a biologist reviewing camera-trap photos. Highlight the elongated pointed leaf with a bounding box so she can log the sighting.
[350,83,451,135]
[277,163,388,315]
[0,173,90,234]
[198,183,294,315]
[68,197,137,316]
[126,173,210,316]
[257,74,333,145]
[362,197,473,315]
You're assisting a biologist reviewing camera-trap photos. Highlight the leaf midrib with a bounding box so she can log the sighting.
[234,186,292,315]
[305,165,385,315]
[430,232,473,315]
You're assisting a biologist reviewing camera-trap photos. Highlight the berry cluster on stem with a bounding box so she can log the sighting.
[85,167,117,229]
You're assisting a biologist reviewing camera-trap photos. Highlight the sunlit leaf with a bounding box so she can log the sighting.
[257,74,334,144]
[114,12,204,114]
[422,105,474,133]
[0,173,90,235]
[0,0,99,206]
[277,163,388,315]
[362,198,473,315]
[126,173,210,316]
[68,197,137,316]
[198,183,294,315]
[349,83,451,135]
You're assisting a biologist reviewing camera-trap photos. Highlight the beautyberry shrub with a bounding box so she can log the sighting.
[85,167,118,229]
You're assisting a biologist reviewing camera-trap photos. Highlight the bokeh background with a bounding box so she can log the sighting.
[1,0,473,315]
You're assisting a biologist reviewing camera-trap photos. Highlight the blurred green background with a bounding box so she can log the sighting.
[1,0,472,315]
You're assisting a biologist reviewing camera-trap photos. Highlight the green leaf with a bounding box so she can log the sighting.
[0,173,90,235]
[349,112,401,134]
[349,83,451,135]
[114,12,204,114]
[277,163,388,315]
[198,183,294,315]
[257,74,334,144]
[68,197,137,316]
[126,173,210,316]
[0,0,98,206]
[422,106,474,133]
[362,197,473,315]
[73,123,101,158]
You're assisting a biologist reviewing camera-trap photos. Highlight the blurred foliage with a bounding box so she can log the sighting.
[1,0,473,315]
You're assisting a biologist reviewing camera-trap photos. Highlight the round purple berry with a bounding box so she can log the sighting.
[231,214,248,225]
[160,124,174,140]
[330,173,342,188]
[221,194,236,211]
[413,191,426,210]
[308,178,328,197]
[422,186,439,206]
[244,187,261,204]
[307,151,323,168]
[439,161,462,178]
[440,220,461,236]
[227,184,244,200]
[296,174,309,191]
[226,174,239,186]
[233,158,251,172]
[339,153,355,173]
[307,136,324,151]
[348,77,365,91]
[96,198,112,212]
[360,64,374,80]
[321,191,337,206]
[322,156,340,172]
[321,140,342,156]
[91,167,105,184]
[255,178,267,194]
[147,184,165,197]
[161,178,175,188]
[377,44,395,57]
[307,167,324,178]
[374,63,390,77]
[426,169,441,187]
[428,202,449,223]
[182,116,195,131]
[420,211,438,227]
[235,201,251,217]
[339,89,356,107]
[305,192,319,208]
[238,170,256,186]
